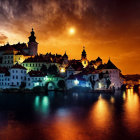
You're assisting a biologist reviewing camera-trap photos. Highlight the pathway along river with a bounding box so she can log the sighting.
[0,89,140,140]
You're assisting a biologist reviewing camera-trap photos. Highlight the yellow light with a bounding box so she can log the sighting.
[60,68,65,73]
[69,27,75,35]
[110,97,115,103]
[99,83,102,89]
[74,79,79,85]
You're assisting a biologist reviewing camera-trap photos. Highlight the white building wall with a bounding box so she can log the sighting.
[9,68,27,88]
[102,69,123,89]
[66,79,92,90]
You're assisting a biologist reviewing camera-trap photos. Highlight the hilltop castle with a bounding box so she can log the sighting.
[0,29,124,90]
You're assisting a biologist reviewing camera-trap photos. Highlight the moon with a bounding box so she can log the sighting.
[69,27,75,35]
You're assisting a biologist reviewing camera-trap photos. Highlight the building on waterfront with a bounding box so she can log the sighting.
[100,59,123,89]
[0,28,124,91]
[0,63,64,90]
[66,74,92,90]
[0,64,26,89]
[0,28,38,69]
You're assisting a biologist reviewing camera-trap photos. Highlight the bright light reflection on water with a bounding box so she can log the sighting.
[89,94,113,131]
[34,96,50,115]
[124,89,140,132]
[0,90,139,140]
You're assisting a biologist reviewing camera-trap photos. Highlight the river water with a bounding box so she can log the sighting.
[0,89,140,140]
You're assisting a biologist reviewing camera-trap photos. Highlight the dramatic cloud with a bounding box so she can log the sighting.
[0,0,140,74]
[0,33,8,44]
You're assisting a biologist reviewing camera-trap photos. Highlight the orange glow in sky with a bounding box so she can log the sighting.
[69,27,76,35]
[0,0,140,74]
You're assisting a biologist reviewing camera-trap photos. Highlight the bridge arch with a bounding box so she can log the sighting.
[45,81,56,91]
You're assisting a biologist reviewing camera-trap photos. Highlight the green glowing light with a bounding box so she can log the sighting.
[34,96,40,111]
[41,96,50,114]
[44,76,48,81]
[34,82,39,86]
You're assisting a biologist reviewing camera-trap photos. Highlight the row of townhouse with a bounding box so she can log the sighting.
[0,64,63,90]
[65,59,124,90]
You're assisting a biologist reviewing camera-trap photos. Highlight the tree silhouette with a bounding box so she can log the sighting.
[99,72,104,79]
[40,64,48,75]
[90,76,95,89]
[57,80,65,90]
[20,82,26,89]
[48,65,58,75]
[106,79,111,89]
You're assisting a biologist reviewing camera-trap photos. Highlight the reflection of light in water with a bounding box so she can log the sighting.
[110,97,115,103]
[42,96,49,114]
[124,89,140,132]
[99,94,102,99]
[34,96,40,111]
[123,91,126,100]
[34,96,50,115]
[56,108,71,118]
[73,92,78,99]
[89,95,112,130]
[47,108,82,140]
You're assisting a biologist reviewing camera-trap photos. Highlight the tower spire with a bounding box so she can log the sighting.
[28,28,38,56]
[29,28,36,42]
[81,46,87,59]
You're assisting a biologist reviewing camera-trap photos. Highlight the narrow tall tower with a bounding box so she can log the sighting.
[81,46,87,59]
[81,46,88,68]
[28,28,38,56]
[63,51,69,65]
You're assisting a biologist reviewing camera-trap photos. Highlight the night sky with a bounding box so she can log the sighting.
[0,0,140,74]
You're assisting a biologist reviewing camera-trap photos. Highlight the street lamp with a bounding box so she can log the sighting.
[74,79,79,85]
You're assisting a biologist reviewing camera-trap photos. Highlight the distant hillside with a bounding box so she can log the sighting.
[124,74,140,81]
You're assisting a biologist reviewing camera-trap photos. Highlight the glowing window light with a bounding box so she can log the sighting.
[34,82,39,86]
[74,79,79,85]
[60,68,65,73]
[44,76,48,81]
[99,83,102,89]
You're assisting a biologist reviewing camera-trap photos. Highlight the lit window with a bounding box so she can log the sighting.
[74,79,79,85]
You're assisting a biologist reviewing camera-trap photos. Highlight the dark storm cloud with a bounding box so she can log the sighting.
[0,0,140,74]
[1,0,140,39]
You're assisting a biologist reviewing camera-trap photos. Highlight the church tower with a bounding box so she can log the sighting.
[28,28,38,56]
[63,51,69,65]
[81,46,88,68]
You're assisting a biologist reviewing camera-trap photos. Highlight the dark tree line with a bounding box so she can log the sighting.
[40,64,58,75]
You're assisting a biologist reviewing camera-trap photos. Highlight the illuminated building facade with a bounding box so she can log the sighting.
[101,59,124,89]
[0,64,27,89]
[0,29,124,90]
[0,29,38,68]
[81,46,88,68]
